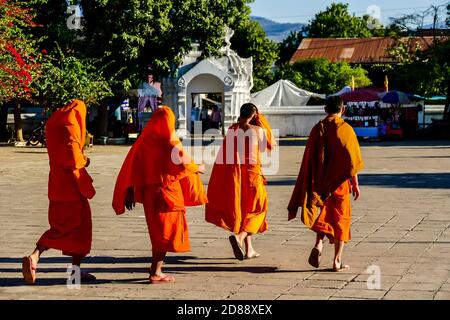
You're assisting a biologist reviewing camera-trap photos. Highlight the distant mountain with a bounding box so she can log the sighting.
[423,21,449,29]
[251,16,305,42]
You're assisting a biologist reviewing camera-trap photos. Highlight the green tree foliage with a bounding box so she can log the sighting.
[277,30,304,65]
[387,39,450,97]
[306,3,374,38]
[32,47,112,109]
[231,17,279,91]
[28,1,279,94]
[275,58,371,93]
[32,0,254,94]
[25,0,80,54]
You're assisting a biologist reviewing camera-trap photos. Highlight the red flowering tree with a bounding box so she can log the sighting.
[0,0,42,141]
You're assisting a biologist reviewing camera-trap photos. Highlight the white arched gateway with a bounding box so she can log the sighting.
[162,28,253,137]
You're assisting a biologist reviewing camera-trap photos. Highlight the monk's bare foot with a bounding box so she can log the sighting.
[22,255,38,285]
[245,252,261,259]
[333,261,350,272]
[149,273,176,284]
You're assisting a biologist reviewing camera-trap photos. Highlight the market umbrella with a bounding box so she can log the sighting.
[339,89,380,103]
[378,90,410,104]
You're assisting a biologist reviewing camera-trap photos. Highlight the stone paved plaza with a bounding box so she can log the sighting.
[0,140,450,300]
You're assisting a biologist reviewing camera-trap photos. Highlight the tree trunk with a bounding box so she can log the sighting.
[0,103,8,142]
[97,101,108,137]
[13,100,24,142]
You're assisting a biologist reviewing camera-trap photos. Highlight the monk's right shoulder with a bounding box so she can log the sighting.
[341,122,357,135]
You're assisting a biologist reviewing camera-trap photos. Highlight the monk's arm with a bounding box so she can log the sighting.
[63,119,87,171]
[257,127,266,153]
[351,175,360,200]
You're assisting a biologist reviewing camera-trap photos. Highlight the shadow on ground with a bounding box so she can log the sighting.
[359,173,450,189]
[267,173,450,189]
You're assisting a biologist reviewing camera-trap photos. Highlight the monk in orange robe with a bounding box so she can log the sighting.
[288,96,364,271]
[206,103,275,260]
[112,106,207,284]
[22,99,96,284]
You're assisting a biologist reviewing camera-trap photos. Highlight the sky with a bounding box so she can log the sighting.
[249,0,449,25]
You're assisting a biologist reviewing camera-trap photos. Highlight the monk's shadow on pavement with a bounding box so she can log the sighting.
[359,172,450,189]
[0,276,148,287]
[267,178,297,186]
[0,255,234,266]
[162,266,315,275]
[13,150,47,154]
[267,173,450,188]
[0,277,115,287]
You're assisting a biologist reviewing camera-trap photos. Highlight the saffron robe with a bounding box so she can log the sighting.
[288,115,364,241]
[37,99,95,256]
[205,114,275,234]
[112,106,207,253]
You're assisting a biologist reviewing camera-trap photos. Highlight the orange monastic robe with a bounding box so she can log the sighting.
[112,106,207,253]
[288,115,364,243]
[205,114,275,234]
[37,100,96,256]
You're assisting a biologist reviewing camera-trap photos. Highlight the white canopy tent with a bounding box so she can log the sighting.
[250,79,325,107]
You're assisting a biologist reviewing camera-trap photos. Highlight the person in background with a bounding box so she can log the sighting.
[210,105,222,130]
[200,106,210,132]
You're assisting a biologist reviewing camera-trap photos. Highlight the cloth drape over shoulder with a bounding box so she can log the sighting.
[205,113,275,233]
[46,99,95,201]
[287,116,364,227]
[112,106,207,215]
[253,113,276,151]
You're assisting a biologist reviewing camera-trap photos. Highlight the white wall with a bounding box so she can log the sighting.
[259,106,326,137]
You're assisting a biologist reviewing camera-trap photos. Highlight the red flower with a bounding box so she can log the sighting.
[42,49,47,55]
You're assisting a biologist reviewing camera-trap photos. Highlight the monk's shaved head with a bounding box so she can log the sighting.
[240,103,258,119]
[325,96,344,114]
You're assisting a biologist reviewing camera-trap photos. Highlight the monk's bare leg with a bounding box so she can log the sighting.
[333,240,349,270]
[308,233,324,268]
[71,254,96,281]
[72,255,82,266]
[150,251,175,283]
[244,234,259,258]
[22,245,47,284]
[236,232,248,244]
[29,245,48,268]
[150,251,166,276]
[315,233,325,253]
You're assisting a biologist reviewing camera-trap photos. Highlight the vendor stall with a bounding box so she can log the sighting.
[339,89,381,138]
[337,89,420,139]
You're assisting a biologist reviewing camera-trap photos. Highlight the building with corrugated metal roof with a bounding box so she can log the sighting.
[290,37,447,65]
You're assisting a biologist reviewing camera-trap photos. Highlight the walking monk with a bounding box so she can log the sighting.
[112,106,207,284]
[206,103,275,261]
[22,99,96,284]
[288,96,364,271]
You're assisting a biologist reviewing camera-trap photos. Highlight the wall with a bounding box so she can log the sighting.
[259,106,326,137]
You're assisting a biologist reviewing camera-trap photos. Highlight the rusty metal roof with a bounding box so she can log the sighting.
[290,37,444,64]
